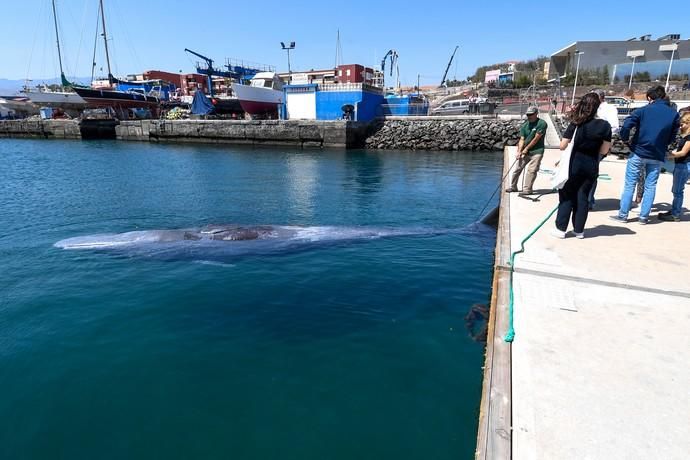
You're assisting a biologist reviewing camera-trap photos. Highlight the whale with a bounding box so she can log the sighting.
[54,223,494,263]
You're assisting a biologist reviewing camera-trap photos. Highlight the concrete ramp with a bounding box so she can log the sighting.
[541,113,562,149]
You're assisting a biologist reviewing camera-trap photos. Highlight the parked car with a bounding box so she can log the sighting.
[604,96,632,108]
[431,99,471,115]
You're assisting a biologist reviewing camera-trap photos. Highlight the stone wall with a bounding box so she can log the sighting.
[142,120,368,148]
[0,119,369,148]
[116,120,153,141]
[365,119,522,151]
[0,119,80,139]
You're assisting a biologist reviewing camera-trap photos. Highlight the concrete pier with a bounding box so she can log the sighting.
[477,146,690,459]
[0,119,80,139]
[0,119,369,148]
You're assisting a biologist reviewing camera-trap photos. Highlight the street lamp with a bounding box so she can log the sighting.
[280,41,295,81]
[571,50,584,106]
[660,41,680,92]
[626,49,645,90]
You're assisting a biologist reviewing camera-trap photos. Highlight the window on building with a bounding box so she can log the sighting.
[346,69,351,77]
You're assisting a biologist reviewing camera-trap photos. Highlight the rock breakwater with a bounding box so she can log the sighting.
[365,119,522,151]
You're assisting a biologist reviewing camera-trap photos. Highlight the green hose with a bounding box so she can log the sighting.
[504,204,559,343]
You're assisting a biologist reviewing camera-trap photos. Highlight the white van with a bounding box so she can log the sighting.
[431,99,471,115]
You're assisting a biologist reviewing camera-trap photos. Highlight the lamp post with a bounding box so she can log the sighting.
[280,41,295,82]
[660,42,679,92]
[571,50,584,106]
[626,50,645,90]
[628,55,637,90]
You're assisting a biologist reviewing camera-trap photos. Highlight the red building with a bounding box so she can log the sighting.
[335,64,376,84]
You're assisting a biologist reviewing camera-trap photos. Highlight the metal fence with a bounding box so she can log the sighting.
[379,103,429,117]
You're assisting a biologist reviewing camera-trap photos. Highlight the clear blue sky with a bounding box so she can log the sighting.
[1,0,688,86]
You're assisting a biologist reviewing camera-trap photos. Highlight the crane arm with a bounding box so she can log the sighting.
[440,45,459,87]
[184,48,213,68]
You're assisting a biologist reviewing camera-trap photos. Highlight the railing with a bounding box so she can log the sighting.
[318,83,383,93]
[379,103,430,117]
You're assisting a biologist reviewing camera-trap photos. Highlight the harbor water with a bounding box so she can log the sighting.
[0,139,502,459]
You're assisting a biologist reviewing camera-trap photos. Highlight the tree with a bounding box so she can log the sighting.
[634,71,651,82]
[601,65,610,85]
[514,74,532,89]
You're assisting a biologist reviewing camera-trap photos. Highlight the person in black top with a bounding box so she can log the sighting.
[552,93,612,239]
[660,112,690,221]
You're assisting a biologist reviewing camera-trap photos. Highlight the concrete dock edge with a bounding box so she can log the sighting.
[475,146,513,460]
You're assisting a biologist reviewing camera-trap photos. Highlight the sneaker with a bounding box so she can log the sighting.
[518,189,533,196]
[505,187,517,193]
[573,232,584,239]
[658,213,680,222]
[609,215,628,223]
[639,217,648,225]
[550,228,566,239]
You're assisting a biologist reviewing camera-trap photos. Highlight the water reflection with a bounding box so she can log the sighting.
[285,154,319,219]
[344,150,383,197]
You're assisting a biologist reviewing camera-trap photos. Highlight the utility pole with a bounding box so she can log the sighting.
[571,50,583,106]
[281,42,296,82]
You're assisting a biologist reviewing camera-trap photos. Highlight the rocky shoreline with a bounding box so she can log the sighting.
[365,119,522,151]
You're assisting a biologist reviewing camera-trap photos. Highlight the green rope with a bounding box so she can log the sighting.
[597,173,611,181]
[504,204,559,343]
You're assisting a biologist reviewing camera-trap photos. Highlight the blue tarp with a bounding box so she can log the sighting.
[191,90,213,115]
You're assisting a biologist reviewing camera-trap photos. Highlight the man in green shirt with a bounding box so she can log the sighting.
[506,106,548,195]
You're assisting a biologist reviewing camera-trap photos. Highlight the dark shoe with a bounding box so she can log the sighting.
[658,213,680,222]
[638,217,648,225]
[505,187,517,193]
[609,215,628,223]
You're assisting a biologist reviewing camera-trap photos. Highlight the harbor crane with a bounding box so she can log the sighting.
[440,45,459,87]
[184,48,220,97]
[381,49,400,90]
[184,48,271,97]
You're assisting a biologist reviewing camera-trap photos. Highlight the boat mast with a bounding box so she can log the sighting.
[51,0,65,79]
[99,0,113,82]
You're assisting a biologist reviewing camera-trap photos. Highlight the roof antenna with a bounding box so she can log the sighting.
[335,29,343,68]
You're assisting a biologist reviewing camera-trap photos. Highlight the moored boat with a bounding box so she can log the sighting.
[22,0,86,114]
[73,86,159,116]
[23,86,86,110]
[74,0,160,118]
[231,72,283,117]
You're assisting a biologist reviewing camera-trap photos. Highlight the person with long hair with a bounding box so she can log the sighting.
[552,93,612,238]
[659,112,690,221]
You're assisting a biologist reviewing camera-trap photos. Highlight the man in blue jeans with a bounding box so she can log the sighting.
[610,86,680,224]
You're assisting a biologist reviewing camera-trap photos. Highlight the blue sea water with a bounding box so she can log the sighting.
[0,139,502,459]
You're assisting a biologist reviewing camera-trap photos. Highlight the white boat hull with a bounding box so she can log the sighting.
[231,83,283,115]
[25,91,86,107]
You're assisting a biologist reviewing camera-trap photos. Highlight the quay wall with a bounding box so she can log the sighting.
[365,118,522,151]
[130,119,370,148]
[0,119,80,139]
[1,118,530,151]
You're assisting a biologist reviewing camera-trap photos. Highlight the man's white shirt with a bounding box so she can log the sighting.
[596,101,619,134]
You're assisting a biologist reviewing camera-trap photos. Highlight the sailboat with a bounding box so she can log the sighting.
[22,0,86,112]
[72,0,159,118]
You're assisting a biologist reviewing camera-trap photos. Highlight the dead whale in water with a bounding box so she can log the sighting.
[55,223,495,262]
